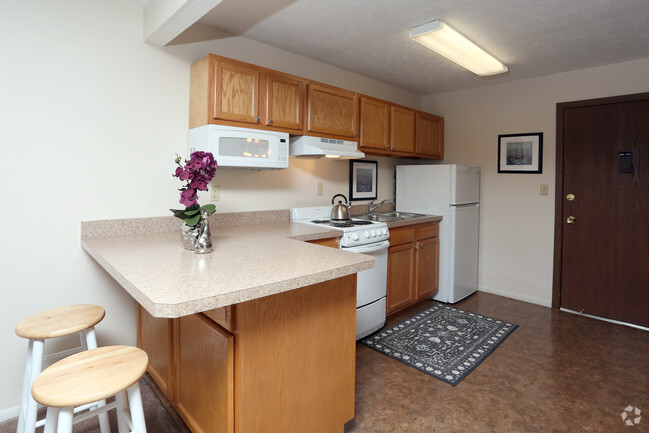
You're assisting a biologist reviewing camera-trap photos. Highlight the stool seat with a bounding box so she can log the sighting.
[32,346,149,408]
[16,305,106,340]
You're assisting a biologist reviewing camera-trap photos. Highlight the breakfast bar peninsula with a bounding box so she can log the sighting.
[81,211,373,433]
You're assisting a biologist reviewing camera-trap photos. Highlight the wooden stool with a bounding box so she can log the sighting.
[31,345,149,433]
[15,305,109,433]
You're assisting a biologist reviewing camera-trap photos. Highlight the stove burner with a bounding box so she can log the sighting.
[306,218,375,228]
[330,222,355,228]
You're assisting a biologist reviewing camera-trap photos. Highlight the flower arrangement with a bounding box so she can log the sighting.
[169,151,218,227]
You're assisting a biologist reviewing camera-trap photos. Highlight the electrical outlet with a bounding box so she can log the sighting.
[210,185,220,201]
[540,184,549,196]
[316,182,323,196]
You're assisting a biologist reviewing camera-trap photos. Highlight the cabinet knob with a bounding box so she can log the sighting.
[385,145,390,149]
[268,118,274,124]
[419,243,424,248]
[354,131,359,135]
[391,146,396,150]
[413,245,417,250]
[255,117,260,123]
[417,149,422,153]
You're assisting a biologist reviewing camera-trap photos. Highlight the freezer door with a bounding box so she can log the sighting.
[450,165,480,205]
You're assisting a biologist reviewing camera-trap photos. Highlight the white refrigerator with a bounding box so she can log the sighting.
[395,164,480,303]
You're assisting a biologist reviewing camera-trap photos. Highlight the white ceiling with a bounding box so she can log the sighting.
[197,0,649,95]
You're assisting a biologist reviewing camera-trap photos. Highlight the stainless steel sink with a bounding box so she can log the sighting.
[357,214,403,222]
[356,211,427,222]
[378,211,426,219]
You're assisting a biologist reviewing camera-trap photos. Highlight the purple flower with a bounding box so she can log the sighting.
[172,152,218,212]
[179,187,198,207]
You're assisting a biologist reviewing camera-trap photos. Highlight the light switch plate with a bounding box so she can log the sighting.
[316,182,323,196]
[210,185,220,201]
[540,184,549,196]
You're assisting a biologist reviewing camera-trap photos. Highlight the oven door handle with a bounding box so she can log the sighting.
[345,240,390,254]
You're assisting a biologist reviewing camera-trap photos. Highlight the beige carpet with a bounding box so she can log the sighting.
[0,375,189,433]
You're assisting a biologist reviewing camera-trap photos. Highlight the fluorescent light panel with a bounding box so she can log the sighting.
[410,20,508,76]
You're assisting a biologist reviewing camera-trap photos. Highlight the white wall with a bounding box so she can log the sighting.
[421,58,649,306]
[0,0,415,418]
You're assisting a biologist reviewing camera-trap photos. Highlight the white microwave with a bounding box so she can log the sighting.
[188,125,289,170]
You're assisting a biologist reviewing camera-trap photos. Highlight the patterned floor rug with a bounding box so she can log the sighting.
[360,302,518,385]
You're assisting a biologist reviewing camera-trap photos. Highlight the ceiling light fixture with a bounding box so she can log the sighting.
[410,20,508,76]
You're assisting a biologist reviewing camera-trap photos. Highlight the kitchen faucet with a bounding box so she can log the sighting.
[368,199,392,214]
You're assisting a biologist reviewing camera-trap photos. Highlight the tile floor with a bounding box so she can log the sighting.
[2,292,647,433]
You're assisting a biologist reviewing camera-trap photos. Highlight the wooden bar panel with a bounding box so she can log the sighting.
[137,305,174,399]
[175,314,234,433]
[234,275,357,433]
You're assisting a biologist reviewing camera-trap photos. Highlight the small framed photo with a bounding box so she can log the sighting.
[498,132,543,173]
[349,160,377,201]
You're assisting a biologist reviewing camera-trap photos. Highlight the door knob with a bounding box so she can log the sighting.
[566,193,575,201]
[566,216,576,224]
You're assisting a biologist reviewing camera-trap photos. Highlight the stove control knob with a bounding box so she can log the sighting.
[351,233,359,241]
[382,228,388,235]
[364,231,370,239]
[370,230,376,237]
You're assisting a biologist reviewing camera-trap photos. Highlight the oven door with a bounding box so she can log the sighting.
[345,240,390,307]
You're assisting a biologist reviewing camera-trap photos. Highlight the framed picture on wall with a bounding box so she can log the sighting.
[349,160,378,201]
[498,132,543,173]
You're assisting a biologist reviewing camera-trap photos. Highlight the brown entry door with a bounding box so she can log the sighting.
[558,94,649,328]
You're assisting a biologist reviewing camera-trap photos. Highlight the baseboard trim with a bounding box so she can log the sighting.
[0,405,19,423]
[477,286,552,308]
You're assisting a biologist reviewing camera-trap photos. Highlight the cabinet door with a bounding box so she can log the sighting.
[175,314,234,433]
[307,83,359,138]
[390,106,415,153]
[265,72,305,131]
[415,236,439,299]
[308,237,340,248]
[387,243,415,314]
[213,60,261,125]
[416,112,444,159]
[137,306,174,400]
[359,97,390,151]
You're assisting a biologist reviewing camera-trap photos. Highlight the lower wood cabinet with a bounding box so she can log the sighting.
[387,222,440,315]
[137,306,174,399]
[307,236,340,248]
[138,274,357,433]
[175,314,234,433]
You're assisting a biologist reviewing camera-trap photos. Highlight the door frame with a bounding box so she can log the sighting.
[552,91,649,308]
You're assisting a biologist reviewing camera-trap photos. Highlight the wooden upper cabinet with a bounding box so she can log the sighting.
[190,54,303,133]
[265,72,305,131]
[390,106,415,153]
[359,97,390,151]
[416,111,444,159]
[213,59,261,125]
[307,83,359,138]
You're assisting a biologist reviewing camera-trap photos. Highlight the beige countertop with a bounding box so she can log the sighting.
[82,211,374,319]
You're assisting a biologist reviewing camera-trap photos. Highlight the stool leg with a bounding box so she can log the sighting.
[19,339,44,433]
[127,382,147,433]
[16,339,33,433]
[43,407,59,433]
[115,390,130,433]
[82,327,111,433]
[56,407,74,433]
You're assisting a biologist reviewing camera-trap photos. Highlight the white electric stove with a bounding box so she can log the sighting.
[291,206,389,339]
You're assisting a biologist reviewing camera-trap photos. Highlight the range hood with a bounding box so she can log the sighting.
[289,135,365,159]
